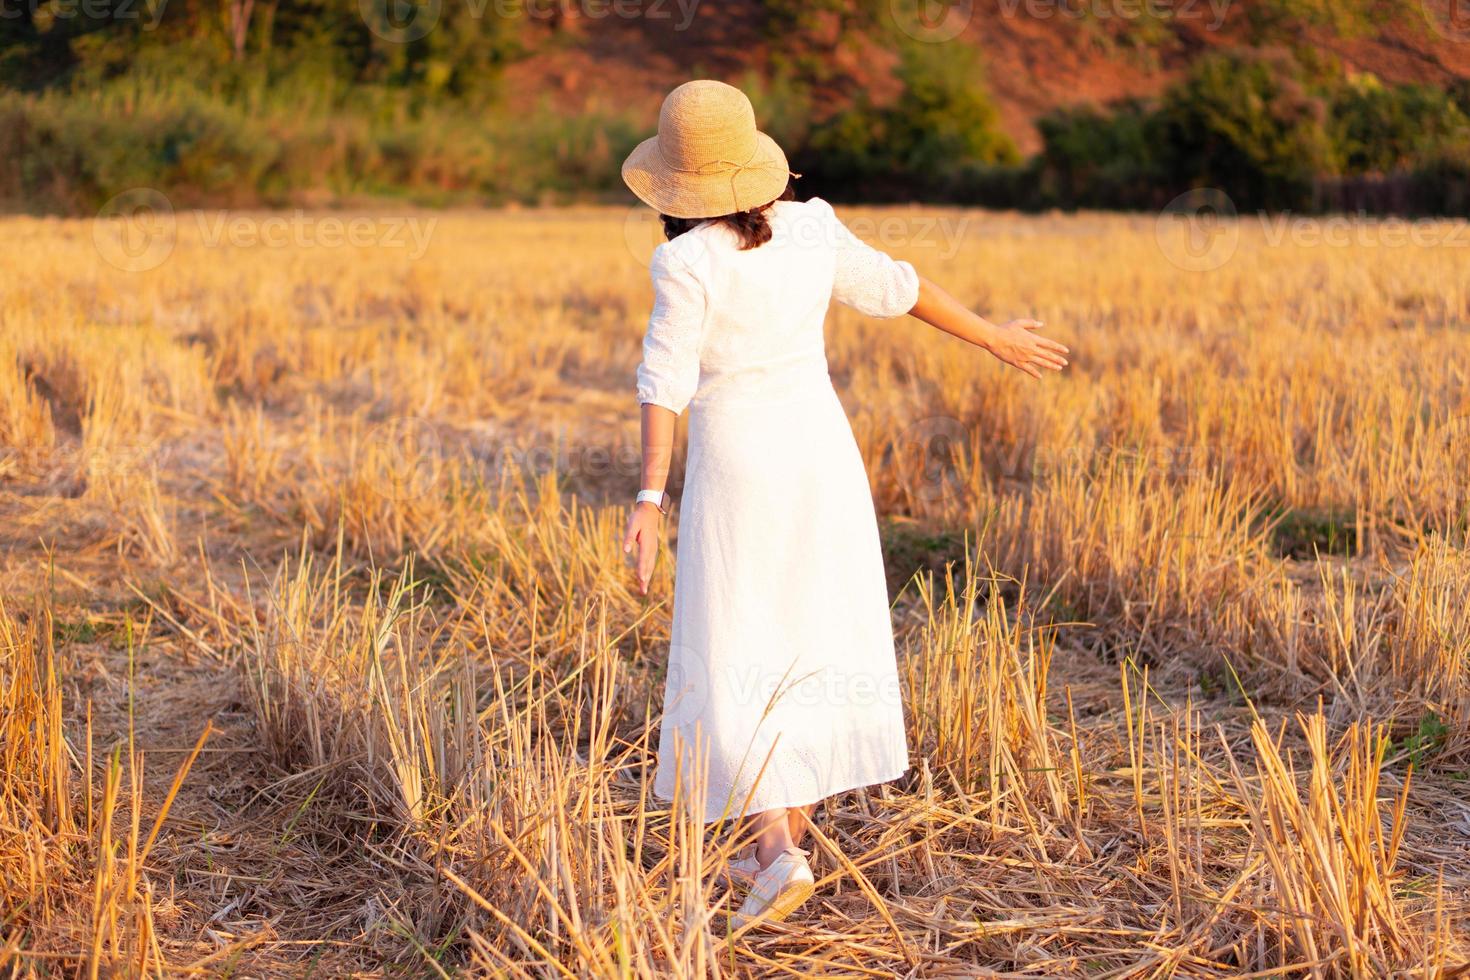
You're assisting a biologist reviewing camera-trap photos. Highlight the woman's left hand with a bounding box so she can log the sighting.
[983,319,1070,379]
[623,502,663,594]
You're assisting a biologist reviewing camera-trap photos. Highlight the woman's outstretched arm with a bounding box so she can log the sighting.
[908,276,1069,378]
[622,402,676,595]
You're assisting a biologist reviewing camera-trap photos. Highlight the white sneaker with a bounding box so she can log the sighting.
[731,848,814,927]
[717,846,762,890]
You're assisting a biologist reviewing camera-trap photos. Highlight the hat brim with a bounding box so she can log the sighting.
[621,131,790,219]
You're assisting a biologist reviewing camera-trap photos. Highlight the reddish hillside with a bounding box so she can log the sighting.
[500,0,1470,152]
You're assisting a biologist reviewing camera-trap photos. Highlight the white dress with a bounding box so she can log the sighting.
[638,197,916,824]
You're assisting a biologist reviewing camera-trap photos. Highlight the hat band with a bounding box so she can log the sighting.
[655,141,797,214]
[656,140,763,175]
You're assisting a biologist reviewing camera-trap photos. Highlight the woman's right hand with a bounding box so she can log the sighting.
[623,502,663,595]
[906,278,1069,380]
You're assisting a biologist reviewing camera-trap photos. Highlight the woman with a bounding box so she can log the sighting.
[620,80,1069,926]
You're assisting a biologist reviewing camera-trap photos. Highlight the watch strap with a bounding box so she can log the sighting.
[636,489,671,513]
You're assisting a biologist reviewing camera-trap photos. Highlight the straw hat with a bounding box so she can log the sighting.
[621,80,794,220]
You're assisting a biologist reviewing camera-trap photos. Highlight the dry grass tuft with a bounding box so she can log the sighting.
[1,599,208,976]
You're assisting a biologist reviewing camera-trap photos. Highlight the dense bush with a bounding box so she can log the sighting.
[1404,143,1470,215]
[800,41,1017,199]
[3,1,1468,215]
[1035,100,1165,210]
[1329,78,1469,175]
[1155,49,1333,210]
[0,0,521,98]
[1,89,278,210]
[0,0,1032,212]
[1025,50,1470,214]
[0,85,644,212]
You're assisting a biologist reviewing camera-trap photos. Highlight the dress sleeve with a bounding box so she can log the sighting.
[635,243,708,415]
[820,198,921,318]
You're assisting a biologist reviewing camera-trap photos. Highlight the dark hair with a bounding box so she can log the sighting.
[660,180,797,250]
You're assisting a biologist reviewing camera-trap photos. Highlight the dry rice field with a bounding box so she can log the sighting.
[2,203,1469,977]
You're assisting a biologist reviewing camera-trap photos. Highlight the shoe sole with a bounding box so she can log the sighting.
[762,877,815,922]
[735,877,814,928]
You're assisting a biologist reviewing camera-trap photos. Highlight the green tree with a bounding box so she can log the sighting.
[1037,99,1164,208]
[1330,76,1470,175]
[1156,48,1333,209]
[807,39,1016,192]
[886,40,1018,172]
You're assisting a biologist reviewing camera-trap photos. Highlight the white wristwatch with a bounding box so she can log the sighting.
[636,489,672,514]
